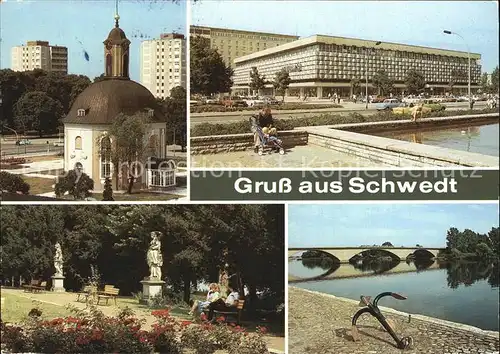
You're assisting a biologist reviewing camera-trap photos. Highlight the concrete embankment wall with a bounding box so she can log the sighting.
[190,114,499,167]
[291,286,499,338]
[305,114,499,167]
[190,130,308,154]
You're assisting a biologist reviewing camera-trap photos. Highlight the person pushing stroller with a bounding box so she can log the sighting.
[252,107,277,152]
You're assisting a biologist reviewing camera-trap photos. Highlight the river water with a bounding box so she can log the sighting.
[376,122,499,157]
[289,259,499,331]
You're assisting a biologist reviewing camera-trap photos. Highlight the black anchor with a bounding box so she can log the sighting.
[351,292,413,349]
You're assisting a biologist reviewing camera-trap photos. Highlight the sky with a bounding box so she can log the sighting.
[192,0,499,73]
[288,203,499,248]
[0,0,186,81]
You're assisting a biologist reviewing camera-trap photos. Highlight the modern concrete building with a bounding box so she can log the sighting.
[11,41,68,74]
[232,35,482,98]
[140,33,186,99]
[190,25,299,67]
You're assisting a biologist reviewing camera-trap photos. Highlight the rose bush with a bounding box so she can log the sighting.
[1,306,270,353]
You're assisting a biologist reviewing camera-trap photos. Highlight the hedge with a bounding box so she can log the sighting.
[190,108,499,137]
[190,103,343,113]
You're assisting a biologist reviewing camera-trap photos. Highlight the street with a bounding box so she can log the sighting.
[1,138,64,157]
[190,101,488,126]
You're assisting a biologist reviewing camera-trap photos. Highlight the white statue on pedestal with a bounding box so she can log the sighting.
[147,231,163,279]
[54,242,64,276]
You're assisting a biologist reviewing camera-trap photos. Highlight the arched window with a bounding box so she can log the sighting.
[148,109,154,118]
[77,109,85,117]
[148,134,158,157]
[123,53,129,77]
[75,136,82,150]
[100,136,112,179]
[106,54,112,76]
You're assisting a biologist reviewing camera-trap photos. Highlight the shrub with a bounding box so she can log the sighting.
[0,171,30,194]
[102,177,114,201]
[54,169,94,200]
[0,157,27,165]
[190,103,343,113]
[0,305,270,354]
[190,107,499,137]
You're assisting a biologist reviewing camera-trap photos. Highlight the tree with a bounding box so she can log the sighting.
[382,241,394,247]
[54,169,94,200]
[190,36,233,95]
[158,86,187,152]
[101,112,150,193]
[416,244,423,248]
[102,177,114,201]
[350,78,360,97]
[480,73,490,94]
[491,66,499,94]
[272,69,291,102]
[448,69,466,93]
[14,91,64,136]
[0,171,30,194]
[249,67,266,96]
[404,69,426,94]
[94,74,106,83]
[372,70,394,95]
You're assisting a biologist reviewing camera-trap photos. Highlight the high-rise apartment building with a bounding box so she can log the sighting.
[11,41,68,74]
[140,33,186,99]
[190,25,299,67]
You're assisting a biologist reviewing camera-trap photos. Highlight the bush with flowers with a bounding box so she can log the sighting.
[1,306,270,353]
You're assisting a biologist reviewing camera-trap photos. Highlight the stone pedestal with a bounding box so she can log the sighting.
[51,275,66,292]
[140,278,165,304]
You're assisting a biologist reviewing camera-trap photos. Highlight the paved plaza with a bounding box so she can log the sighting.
[289,287,499,354]
[191,145,383,168]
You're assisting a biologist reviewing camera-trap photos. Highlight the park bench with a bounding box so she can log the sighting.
[97,285,119,306]
[76,285,97,303]
[213,299,245,325]
[23,280,41,292]
[23,280,46,293]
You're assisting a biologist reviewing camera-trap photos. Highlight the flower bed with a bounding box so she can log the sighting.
[1,306,270,354]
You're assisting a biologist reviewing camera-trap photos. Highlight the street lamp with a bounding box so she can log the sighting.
[443,30,471,103]
[365,41,382,110]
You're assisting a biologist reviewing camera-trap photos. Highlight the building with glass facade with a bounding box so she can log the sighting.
[232,35,482,98]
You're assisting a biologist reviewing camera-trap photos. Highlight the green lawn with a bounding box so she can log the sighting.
[0,292,71,324]
[22,176,56,195]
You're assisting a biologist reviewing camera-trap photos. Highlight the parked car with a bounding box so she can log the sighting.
[244,96,266,107]
[15,139,31,145]
[262,96,280,105]
[221,96,248,108]
[375,99,403,111]
[371,96,388,103]
[205,97,219,104]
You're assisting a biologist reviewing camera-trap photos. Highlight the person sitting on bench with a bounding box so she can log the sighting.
[207,285,240,322]
[189,283,220,316]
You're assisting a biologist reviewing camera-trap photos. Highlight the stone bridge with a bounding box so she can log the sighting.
[288,247,444,263]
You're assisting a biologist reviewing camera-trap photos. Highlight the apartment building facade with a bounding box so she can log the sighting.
[140,33,187,99]
[11,41,68,74]
[190,25,299,68]
[232,35,482,98]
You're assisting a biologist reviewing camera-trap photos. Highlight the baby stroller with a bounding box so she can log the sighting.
[249,116,285,156]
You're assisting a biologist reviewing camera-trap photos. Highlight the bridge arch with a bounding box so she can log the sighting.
[288,250,341,282]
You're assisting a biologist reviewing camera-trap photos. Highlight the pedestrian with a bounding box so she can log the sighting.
[411,102,424,122]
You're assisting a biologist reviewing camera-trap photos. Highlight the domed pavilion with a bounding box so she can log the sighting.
[63,15,171,192]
